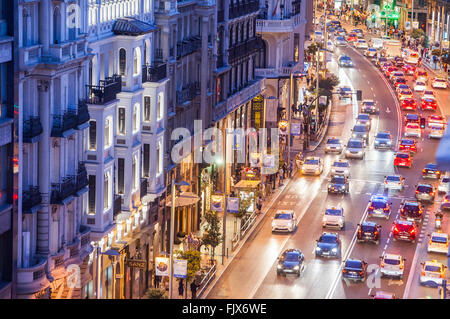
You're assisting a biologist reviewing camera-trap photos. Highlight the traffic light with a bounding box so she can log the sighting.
[356,90,362,101]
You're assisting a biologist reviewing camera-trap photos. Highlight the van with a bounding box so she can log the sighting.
[370,38,384,49]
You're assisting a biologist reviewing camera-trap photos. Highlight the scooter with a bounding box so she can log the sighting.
[435,212,443,230]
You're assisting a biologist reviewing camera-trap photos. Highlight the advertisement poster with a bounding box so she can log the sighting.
[173,259,188,279]
[291,123,301,136]
[155,257,169,277]
[227,197,239,213]
[211,195,224,212]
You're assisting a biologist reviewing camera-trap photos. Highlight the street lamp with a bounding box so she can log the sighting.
[103,249,121,299]
[94,245,121,299]
[169,179,190,299]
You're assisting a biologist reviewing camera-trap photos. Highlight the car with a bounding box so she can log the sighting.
[422,90,436,100]
[427,232,449,254]
[396,84,410,94]
[441,194,450,211]
[337,86,353,98]
[384,175,405,191]
[345,138,365,159]
[427,115,446,128]
[431,77,448,89]
[403,63,416,75]
[385,66,398,77]
[326,40,335,52]
[335,36,347,46]
[398,89,414,100]
[360,99,379,114]
[372,291,396,299]
[325,137,343,154]
[301,157,323,175]
[327,175,349,195]
[342,259,367,282]
[399,138,417,154]
[405,51,420,65]
[404,122,421,137]
[351,124,369,143]
[374,131,392,149]
[404,113,420,125]
[414,69,428,82]
[357,221,381,244]
[392,219,417,242]
[414,80,427,92]
[438,176,450,193]
[400,201,424,222]
[377,57,388,68]
[314,31,323,42]
[355,39,368,49]
[322,206,345,229]
[393,56,404,67]
[428,125,445,139]
[338,55,353,67]
[422,163,441,179]
[394,77,407,88]
[272,210,297,232]
[415,183,435,203]
[420,98,438,111]
[368,195,392,219]
[419,260,447,286]
[390,71,404,82]
[356,113,371,130]
[315,232,341,258]
[276,249,305,276]
[401,98,417,111]
[330,159,350,177]
[380,254,406,279]
[364,48,377,57]
[347,33,357,42]
[394,152,412,168]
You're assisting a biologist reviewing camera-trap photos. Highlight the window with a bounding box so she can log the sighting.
[53,7,61,44]
[133,47,141,76]
[88,175,96,214]
[89,120,96,150]
[157,93,164,121]
[104,117,112,148]
[118,107,126,134]
[143,144,150,177]
[104,172,110,211]
[144,97,151,122]
[133,104,140,133]
[156,142,162,175]
[119,48,126,76]
[118,158,125,194]
[23,9,29,46]
[132,155,137,191]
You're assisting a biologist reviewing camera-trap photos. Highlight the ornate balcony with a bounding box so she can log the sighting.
[16,258,50,298]
[142,63,167,83]
[228,36,263,63]
[86,74,122,105]
[77,100,90,127]
[140,178,148,200]
[50,110,78,137]
[79,225,91,251]
[176,36,201,59]
[76,162,88,193]
[50,177,76,204]
[176,82,201,105]
[23,116,43,143]
[22,186,42,214]
[113,194,122,218]
[229,0,259,19]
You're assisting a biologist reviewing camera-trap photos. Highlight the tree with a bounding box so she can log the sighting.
[143,288,167,299]
[175,249,201,283]
[421,35,429,49]
[411,28,424,39]
[201,211,223,262]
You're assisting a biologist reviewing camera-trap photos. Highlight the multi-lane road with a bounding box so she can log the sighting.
[206,18,449,299]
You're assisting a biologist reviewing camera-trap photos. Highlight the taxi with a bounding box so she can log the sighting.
[385,66,398,77]
[402,64,416,75]
[390,71,405,82]
[398,89,414,100]
[438,176,450,193]
[431,77,448,89]
[396,84,410,94]
[364,48,377,57]
[401,98,417,110]
[420,260,447,286]
[394,77,407,89]
[330,159,350,177]
[355,39,368,49]
[427,115,446,127]
[384,175,405,191]
[441,195,450,211]
[420,98,438,111]
[301,157,324,175]
[394,152,412,168]
[347,33,358,42]
[325,137,343,154]
[380,253,405,279]
[404,122,421,138]
[404,113,420,125]
[422,90,436,100]
[399,138,417,154]
[427,232,449,254]
[376,57,388,68]
[428,125,445,139]
[322,206,345,229]
[414,80,427,92]
[360,99,378,114]
[415,183,435,203]
[414,69,428,82]
[356,113,371,130]
[422,163,441,179]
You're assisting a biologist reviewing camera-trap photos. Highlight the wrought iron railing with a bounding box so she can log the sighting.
[23,186,42,213]
[229,0,259,19]
[77,100,90,126]
[23,116,43,143]
[176,82,201,105]
[228,36,262,62]
[86,74,122,105]
[76,162,88,191]
[51,176,76,204]
[176,36,201,59]
[142,63,167,83]
[51,109,78,137]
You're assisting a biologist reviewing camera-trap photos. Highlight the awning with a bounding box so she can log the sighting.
[234,180,261,189]
[166,192,200,207]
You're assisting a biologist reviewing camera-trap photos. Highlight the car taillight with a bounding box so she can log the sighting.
[342,269,347,273]
[369,206,374,210]
[359,270,364,275]
[400,264,404,270]
[416,190,419,193]
[410,228,416,234]
[423,169,426,173]
[393,226,399,233]
[430,192,435,196]
[441,273,445,278]
[380,262,384,267]
[384,207,389,211]
[421,271,425,276]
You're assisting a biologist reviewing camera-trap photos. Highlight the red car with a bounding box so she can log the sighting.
[394,78,407,88]
[347,33,357,42]
[392,220,417,242]
[420,98,437,111]
[399,138,417,154]
[427,115,446,127]
[385,66,398,77]
[403,64,416,75]
[401,98,417,110]
[394,152,412,168]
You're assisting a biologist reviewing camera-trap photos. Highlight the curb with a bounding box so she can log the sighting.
[307,90,334,153]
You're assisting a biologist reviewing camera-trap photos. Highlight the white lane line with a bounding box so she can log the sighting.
[386,238,390,244]
[384,244,388,250]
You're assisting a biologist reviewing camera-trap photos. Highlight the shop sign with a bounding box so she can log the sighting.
[155,257,169,276]
[412,21,419,29]
[278,119,288,135]
[263,154,276,169]
[173,259,188,279]
[249,153,260,167]
[291,123,301,136]
[211,195,224,212]
[227,197,239,213]
[127,259,147,269]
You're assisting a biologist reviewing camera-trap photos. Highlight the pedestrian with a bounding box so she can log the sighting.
[279,167,284,186]
[190,281,197,299]
[289,161,293,177]
[178,279,184,299]
[256,196,262,215]
[154,275,160,288]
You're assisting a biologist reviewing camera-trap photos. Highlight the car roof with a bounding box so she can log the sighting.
[406,113,419,119]
[395,219,414,225]
[403,201,419,206]
[431,232,448,238]
[333,159,348,164]
[425,163,437,168]
[361,221,377,227]
[417,183,433,187]
[424,260,443,267]
[306,156,320,160]
[386,174,401,178]
[326,206,343,211]
[322,232,338,237]
[371,195,388,202]
[384,253,402,260]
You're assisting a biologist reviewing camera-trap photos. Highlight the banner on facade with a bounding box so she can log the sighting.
[291,123,301,136]
[173,259,188,279]
[155,257,169,276]
[211,195,224,212]
[249,152,261,167]
[412,21,419,29]
[319,96,328,106]
[227,197,239,213]
[278,119,288,135]
[127,259,147,270]
[263,154,276,169]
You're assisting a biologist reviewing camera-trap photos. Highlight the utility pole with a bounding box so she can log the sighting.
[411,0,414,34]
[222,127,227,265]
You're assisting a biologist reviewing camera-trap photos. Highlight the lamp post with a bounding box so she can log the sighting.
[103,249,121,299]
[169,179,190,299]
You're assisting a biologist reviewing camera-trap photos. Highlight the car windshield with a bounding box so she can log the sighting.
[348,140,362,148]
[377,133,390,139]
[325,209,342,216]
[425,265,441,272]
[369,48,376,51]
[435,79,445,82]
[320,235,337,243]
[431,236,448,243]
[337,36,344,40]
[384,258,400,265]
[358,114,370,120]
[305,159,319,165]
[424,91,433,95]
[431,126,443,131]
[401,139,414,145]
[407,114,419,120]
[354,126,366,132]
[327,139,340,144]
[372,201,387,208]
[442,178,450,183]
[346,260,362,269]
[386,176,400,182]
[284,252,299,262]
[397,223,413,231]
[426,164,437,170]
[416,82,425,85]
[417,185,432,193]
[407,124,419,129]
[396,153,409,159]
[274,213,292,220]
[363,101,374,106]
[400,90,411,94]
[333,162,348,168]
[331,177,345,184]
[341,56,351,61]
[361,225,375,232]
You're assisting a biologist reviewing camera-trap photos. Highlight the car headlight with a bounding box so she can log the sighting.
[315,169,320,173]
[341,185,346,189]
[331,248,338,253]
[357,151,362,155]
[293,265,300,270]
[322,217,327,223]
[363,134,367,138]
[277,264,282,269]
[352,133,357,137]
[272,221,276,227]
[375,140,379,144]
[387,141,392,145]
[316,247,321,251]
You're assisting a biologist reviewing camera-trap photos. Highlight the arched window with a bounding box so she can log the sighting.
[53,7,61,44]
[157,92,164,121]
[133,103,140,133]
[132,155,138,191]
[104,172,111,211]
[133,47,141,76]
[104,117,112,149]
[119,48,126,76]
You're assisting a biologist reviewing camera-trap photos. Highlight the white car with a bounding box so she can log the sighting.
[431,77,448,89]
[327,41,335,52]
[380,254,405,279]
[345,138,365,159]
[272,210,297,232]
[414,81,427,92]
[325,137,343,154]
[404,123,421,137]
[438,176,450,193]
[335,36,347,47]
[427,232,449,254]
[422,90,435,100]
[322,206,345,229]
[428,125,445,139]
[301,157,324,175]
[356,113,371,130]
[314,31,323,42]
[330,159,350,177]
[364,48,377,57]
[384,175,405,191]
[420,260,447,286]
[355,39,368,49]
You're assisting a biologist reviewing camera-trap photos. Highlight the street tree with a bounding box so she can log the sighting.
[201,211,223,262]
[175,249,201,283]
